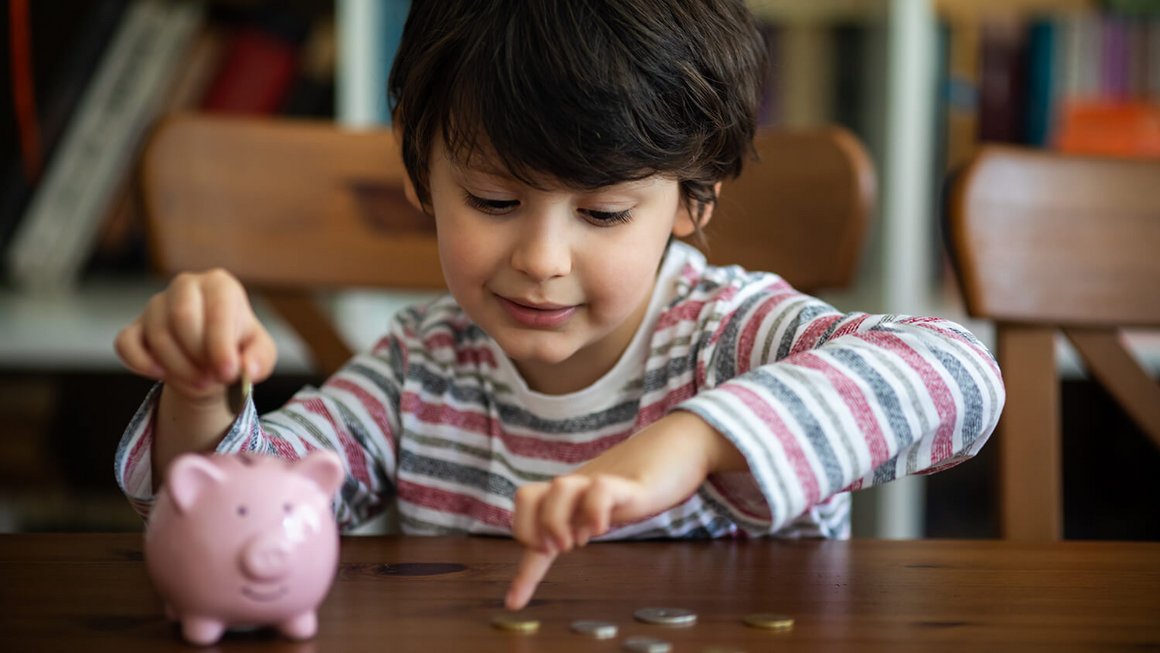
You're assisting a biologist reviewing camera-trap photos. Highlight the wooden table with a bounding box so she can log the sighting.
[1,534,1157,652]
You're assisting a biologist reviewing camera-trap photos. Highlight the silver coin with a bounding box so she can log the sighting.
[570,619,619,639]
[633,607,698,626]
[623,636,673,653]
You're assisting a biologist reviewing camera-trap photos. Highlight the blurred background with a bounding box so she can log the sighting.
[1,0,1157,538]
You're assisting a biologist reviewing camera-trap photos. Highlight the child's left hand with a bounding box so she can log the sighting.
[504,411,748,610]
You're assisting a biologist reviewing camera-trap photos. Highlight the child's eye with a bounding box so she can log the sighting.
[464,192,518,214]
[582,209,633,226]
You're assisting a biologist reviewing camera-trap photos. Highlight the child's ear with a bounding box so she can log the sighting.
[393,124,426,214]
[672,182,723,237]
[403,175,423,213]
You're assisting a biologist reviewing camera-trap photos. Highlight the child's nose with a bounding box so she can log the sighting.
[509,215,572,281]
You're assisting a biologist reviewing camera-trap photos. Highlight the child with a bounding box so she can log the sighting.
[113,0,1005,611]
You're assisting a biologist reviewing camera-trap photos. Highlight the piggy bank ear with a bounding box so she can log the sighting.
[165,454,226,514]
[296,450,344,497]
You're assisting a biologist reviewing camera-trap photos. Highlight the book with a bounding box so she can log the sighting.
[1024,19,1058,147]
[977,18,1029,145]
[4,0,204,291]
[755,20,783,127]
[780,22,835,127]
[1055,100,1160,157]
[86,24,228,277]
[0,0,129,271]
[279,17,337,118]
[199,10,303,115]
[940,18,982,173]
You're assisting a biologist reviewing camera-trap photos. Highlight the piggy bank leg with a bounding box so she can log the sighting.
[181,616,226,646]
[278,611,318,640]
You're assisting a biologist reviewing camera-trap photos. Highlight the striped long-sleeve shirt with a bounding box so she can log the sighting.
[115,242,1004,539]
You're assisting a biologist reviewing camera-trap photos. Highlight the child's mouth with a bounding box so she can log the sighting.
[496,295,578,328]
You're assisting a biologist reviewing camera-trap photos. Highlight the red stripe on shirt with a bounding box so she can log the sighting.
[654,299,707,331]
[400,392,632,463]
[736,291,798,372]
[789,313,845,356]
[859,331,957,462]
[795,351,891,467]
[396,478,512,528]
[297,397,372,487]
[634,381,697,427]
[330,377,396,451]
[725,383,821,506]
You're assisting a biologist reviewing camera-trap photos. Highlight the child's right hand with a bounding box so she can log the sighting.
[114,269,277,402]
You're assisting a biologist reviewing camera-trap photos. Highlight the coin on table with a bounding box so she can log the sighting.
[490,613,540,633]
[633,607,697,626]
[570,619,619,639]
[742,612,794,631]
[623,635,673,652]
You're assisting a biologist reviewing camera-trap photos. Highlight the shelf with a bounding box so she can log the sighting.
[933,0,1096,21]
[746,0,886,23]
[747,0,1098,24]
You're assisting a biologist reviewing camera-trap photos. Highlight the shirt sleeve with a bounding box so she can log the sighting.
[676,275,1005,535]
[112,311,414,530]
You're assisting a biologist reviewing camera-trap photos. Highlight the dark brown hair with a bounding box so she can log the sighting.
[388,0,767,223]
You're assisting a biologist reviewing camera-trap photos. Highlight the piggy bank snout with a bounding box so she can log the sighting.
[242,534,293,581]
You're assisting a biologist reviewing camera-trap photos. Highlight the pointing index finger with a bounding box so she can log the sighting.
[505,548,556,611]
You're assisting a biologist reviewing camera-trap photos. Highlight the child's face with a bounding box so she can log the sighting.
[426,142,699,393]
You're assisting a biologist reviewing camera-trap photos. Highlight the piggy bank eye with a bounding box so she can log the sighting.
[236,505,248,517]
[283,503,293,514]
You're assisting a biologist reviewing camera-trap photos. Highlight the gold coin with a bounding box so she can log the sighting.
[490,613,540,633]
[742,612,793,631]
[240,368,252,400]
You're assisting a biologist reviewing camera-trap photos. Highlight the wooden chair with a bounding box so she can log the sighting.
[141,113,875,376]
[946,144,1160,541]
[710,125,874,292]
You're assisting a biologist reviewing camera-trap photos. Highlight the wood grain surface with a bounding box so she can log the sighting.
[1,533,1158,652]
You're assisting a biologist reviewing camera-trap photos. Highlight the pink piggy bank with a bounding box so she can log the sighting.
[145,451,344,645]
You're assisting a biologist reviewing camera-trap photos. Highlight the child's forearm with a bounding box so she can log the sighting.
[577,410,749,506]
[152,385,237,487]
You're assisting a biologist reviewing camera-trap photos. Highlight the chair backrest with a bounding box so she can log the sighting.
[142,113,875,375]
[710,126,874,292]
[946,144,1160,541]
